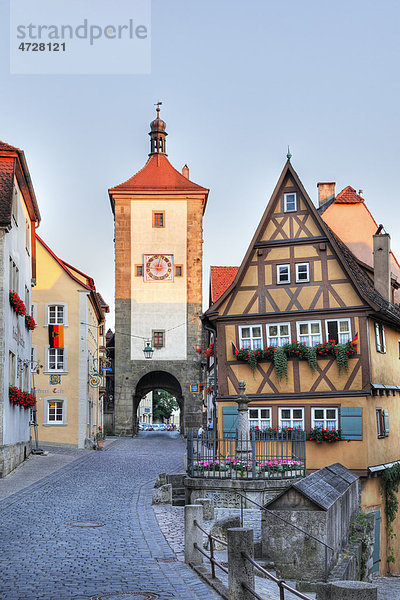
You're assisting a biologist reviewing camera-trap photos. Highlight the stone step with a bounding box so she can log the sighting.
[172,487,185,496]
[167,473,186,487]
[172,498,185,506]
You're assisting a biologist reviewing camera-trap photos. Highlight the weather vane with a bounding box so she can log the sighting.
[154,101,162,116]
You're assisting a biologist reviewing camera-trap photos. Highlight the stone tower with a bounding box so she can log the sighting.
[109,107,209,434]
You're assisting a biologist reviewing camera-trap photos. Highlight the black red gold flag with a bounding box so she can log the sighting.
[48,325,64,349]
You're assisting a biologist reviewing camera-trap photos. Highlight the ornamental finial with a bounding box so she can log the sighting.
[287,146,292,161]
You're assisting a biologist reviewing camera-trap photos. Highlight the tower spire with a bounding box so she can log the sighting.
[149,102,167,156]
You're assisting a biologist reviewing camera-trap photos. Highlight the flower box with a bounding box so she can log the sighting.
[9,291,26,316]
[25,315,36,331]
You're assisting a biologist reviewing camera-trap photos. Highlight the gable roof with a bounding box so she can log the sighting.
[204,160,400,328]
[0,141,19,152]
[210,266,239,304]
[0,157,16,225]
[334,185,364,204]
[109,154,209,194]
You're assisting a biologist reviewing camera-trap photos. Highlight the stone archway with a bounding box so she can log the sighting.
[134,371,184,432]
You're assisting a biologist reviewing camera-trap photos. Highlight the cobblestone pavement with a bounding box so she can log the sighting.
[154,505,400,600]
[0,433,222,600]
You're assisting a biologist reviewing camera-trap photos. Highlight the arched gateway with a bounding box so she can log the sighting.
[109,107,209,435]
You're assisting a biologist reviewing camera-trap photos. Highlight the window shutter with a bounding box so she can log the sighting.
[375,323,381,352]
[222,406,238,438]
[340,407,362,440]
[382,326,386,353]
[383,409,389,437]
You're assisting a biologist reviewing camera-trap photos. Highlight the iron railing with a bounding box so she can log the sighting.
[187,429,306,480]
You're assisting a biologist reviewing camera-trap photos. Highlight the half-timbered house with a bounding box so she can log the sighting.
[203,159,400,573]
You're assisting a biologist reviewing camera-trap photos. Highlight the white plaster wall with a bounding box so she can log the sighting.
[3,178,33,445]
[131,199,187,361]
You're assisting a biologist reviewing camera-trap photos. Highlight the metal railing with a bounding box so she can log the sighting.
[236,491,334,582]
[193,519,228,578]
[187,429,306,480]
[241,554,313,600]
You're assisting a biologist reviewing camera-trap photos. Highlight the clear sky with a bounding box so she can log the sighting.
[1,0,400,327]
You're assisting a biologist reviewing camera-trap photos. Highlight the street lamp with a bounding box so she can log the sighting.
[143,340,154,359]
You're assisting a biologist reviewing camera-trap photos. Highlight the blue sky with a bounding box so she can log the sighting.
[1,0,400,326]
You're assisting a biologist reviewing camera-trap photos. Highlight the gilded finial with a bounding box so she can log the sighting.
[154,101,162,117]
[287,146,292,161]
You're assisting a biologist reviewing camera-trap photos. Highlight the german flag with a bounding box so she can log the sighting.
[49,325,64,349]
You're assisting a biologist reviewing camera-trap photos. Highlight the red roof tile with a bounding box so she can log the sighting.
[0,157,15,225]
[109,154,208,193]
[335,186,364,204]
[0,141,19,152]
[210,266,239,303]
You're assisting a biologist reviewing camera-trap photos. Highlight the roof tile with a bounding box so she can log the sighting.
[335,186,364,204]
[0,157,15,225]
[210,266,239,303]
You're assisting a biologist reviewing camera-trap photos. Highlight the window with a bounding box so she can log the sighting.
[326,319,351,344]
[277,264,290,284]
[279,407,304,430]
[239,325,262,349]
[23,363,29,392]
[26,219,30,255]
[375,323,386,353]
[25,286,30,312]
[153,211,165,228]
[376,408,389,438]
[249,408,271,429]
[312,407,338,430]
[9,351,16,386]
[12,186,18,225]
[31,347,37,372]
[48,305,64,325]
[267,323,290,347]
[295,263,309,283]
[175,265,183,277]
[152,331,165,348]
[284,192,297,213]
[47,400,64,424]
[9,258,19,293]
[48,348,65,371]
[297,321,322,346]
[135,265,143,277]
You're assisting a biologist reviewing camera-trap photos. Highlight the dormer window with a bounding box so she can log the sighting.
[284,192,297,213]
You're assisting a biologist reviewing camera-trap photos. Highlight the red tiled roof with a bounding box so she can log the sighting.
[210,266,239,303]
[109,154,208,193]
[0,157,15,225]
[0,141,19,152]
[335,186,364,204]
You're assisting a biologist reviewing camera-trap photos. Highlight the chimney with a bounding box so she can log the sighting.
[358,189,363,198]
[317,182,335,207]
[373,232,391,301]
[182,164,189,179]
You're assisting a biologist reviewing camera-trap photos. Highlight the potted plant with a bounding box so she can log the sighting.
[9,291,26,316]
[94,426,105,449]
[25,315,36,331]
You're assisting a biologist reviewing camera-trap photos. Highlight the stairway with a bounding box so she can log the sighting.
[167,473,186,506]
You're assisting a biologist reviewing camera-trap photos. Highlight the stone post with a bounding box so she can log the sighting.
[184,505,204,566]
[195,497,214,520]
[227,527,255,600]
[235,381,252,462]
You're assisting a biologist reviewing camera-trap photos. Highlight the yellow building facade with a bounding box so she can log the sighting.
[32,236,107,448]
[204,160,400,574]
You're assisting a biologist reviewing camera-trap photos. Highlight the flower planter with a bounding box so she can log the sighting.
[9,291,26,316]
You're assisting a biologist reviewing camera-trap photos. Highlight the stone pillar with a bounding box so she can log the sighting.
[329,581,378,600]
[184,505,204,565]
[227,527,255,600]
[235,381,252,461]
[195,497,214,520]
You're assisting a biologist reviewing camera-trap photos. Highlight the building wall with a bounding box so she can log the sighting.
[369,319,400,384]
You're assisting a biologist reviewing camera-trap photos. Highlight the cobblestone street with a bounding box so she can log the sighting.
[0,433,221,600]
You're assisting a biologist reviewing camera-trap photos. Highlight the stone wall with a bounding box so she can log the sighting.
[0,440,31,478]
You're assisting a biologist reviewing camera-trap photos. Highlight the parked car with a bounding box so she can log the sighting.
[158,424,167,431]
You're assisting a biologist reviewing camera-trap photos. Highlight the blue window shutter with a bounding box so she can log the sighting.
[340,407,362,440]
[222,406,238,438]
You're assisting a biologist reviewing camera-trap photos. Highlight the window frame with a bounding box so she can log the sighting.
[239,324,263,350]
[279,407,304,430]
[46,347,66,373]
[375,322,386,353]
[249,407,271,430]
[311,407,339,431]
[175,265,183,277]
[46,398,66,425]
[376,408,389,438]
[45,303,68,326]
[9,351,16,386]
[295,262,310,283]
[266,322,291,347]
[31,346,37,373]
[135,264,143,277]
[325,318,352,345]
[284,192,297,213]
[277,264,290,284]
[296,320,322,347]
[152,211,165,228]
[152,330,165,348]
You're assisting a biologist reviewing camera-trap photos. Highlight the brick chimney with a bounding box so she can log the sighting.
[317,182,335,207]
[182,164,189,179]
[373,232,391,301]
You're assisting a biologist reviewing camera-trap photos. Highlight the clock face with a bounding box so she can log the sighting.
[144,254,174,282]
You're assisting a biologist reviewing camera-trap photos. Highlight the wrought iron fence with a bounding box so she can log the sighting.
[187,429,306,479]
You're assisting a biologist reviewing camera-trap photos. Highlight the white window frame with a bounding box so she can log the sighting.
[239,325,263,350]
[325,318,352,345]
[46,346,67,373]
[296,320,322,346]
[9,257,19,293]
[249,407,271,429]
[45,303,68,326]
[267,322,291,347]
[277,264,290,284]
[374,322,386,353]
[284,192,297,213]
[12,186,18,225]
[311,407,338,431]
[9,351,16,386]
[45,397,66,425]
[376,408,389,438]
[295,263,310,283]
[31,346,37,373]
[279,407,304,430]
